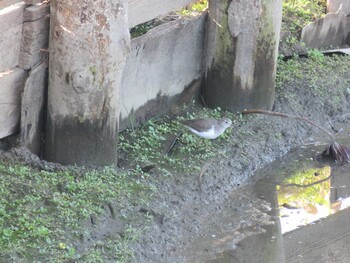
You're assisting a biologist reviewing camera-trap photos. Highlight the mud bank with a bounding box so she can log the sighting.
[129,56,350,262]
[1,56,350,262]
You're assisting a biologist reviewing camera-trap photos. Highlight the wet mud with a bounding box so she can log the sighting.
[129,66,350,262]
[2,58,350,262]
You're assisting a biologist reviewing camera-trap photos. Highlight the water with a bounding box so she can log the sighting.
[190,142,350,263]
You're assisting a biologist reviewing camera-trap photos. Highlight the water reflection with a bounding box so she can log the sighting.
[276,163,332,233]
[261,146,350,234]
[205,143,350,263]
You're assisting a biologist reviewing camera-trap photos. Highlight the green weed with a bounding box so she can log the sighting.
[0,164,152,262]
[276,53,350,107]
[282,0,326,33]
[119,107,236,175]
[130,23,153,38]
[307,49,325,62]
[130,0,208,38]
[179,0,208,16]
[276,55,304,88]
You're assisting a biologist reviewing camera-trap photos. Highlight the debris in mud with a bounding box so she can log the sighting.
[0,146,67,171]
[139,208,165,225]
[141,164,157,173]
[321,141,350,162]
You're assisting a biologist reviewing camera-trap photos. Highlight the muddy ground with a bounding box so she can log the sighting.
[1,55,350,263]
[127,56,350,262]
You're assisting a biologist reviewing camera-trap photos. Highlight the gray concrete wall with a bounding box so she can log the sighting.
[0,1,49,142]
[119,13,206,129]
[301,11,350,49]
[128,0,196,28]
[0,0,204,147]
[328,0,350,14]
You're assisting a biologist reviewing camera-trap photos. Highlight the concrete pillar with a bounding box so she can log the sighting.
[327,0,350,14]
[45,0,130,165]
[203,0,282,112]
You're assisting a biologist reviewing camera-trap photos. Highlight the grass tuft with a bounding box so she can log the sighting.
[0,164,152,262]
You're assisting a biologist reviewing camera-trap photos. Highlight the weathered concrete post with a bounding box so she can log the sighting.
[203,0,282,111]
[45,0,130,165]
[327,0,350,14]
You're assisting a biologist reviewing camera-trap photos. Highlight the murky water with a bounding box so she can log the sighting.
[192,142,350,263]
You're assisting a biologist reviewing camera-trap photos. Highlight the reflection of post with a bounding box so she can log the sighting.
[330,165,350,212]
[228,180,285,263]
[284,207,350,262]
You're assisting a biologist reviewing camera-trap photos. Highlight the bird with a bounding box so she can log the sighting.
[180,117,232,139]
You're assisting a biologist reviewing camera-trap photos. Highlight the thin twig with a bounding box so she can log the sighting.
[164,132,183,155]
[242,109,335,142]
[274,174,332,188]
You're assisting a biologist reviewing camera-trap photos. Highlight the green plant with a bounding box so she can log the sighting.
[276,52,350,110]
[285,35,298,45]
[119,107,236,174]
[130,23,154,38]
[179,0,208,15]
[276,55,303,88]
[307,49,325,62]
[282,0,327,34]
[0,164,153,262]
[130,0,208,38]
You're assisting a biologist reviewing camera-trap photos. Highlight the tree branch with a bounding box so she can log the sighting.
[241,109,335,142]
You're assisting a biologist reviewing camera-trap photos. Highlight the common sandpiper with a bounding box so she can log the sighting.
[181,117,232,139]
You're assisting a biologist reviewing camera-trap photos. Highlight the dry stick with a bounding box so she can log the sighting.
[164,132,183,155]
[274,174,333,188]
[241,109,335,143]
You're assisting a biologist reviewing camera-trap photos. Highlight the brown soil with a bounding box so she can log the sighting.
[1,56,350,262]
[127,57,350,262]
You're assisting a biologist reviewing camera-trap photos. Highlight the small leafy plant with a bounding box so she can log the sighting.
[119,107,236,175]
[282,0,327,33]
[0,164,153,262]
[179,0,208,16]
